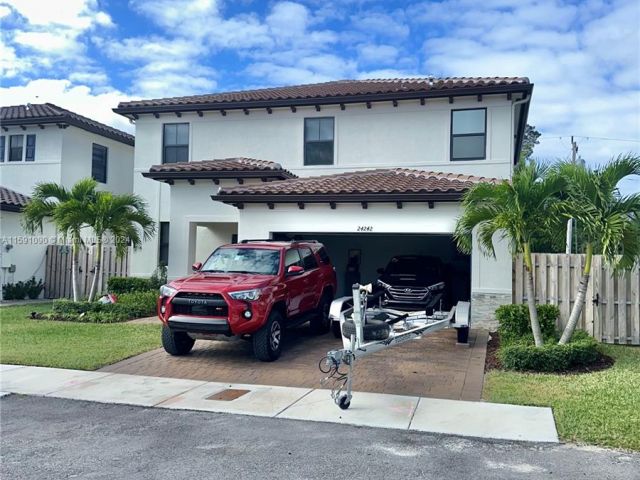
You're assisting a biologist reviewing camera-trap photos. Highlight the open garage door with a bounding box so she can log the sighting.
[273,232,471,307]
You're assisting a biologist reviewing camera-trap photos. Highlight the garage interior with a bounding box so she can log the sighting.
[272,232,471,306]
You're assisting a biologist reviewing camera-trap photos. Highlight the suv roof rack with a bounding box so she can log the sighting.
[240,239,319,244]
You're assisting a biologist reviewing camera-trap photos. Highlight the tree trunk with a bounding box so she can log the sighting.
[524,243,544,347]
[87,238,103,302]
[71,237,80,302]
[559,243,593,344]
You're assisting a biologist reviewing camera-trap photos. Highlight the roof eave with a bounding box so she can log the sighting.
[212,191,464,205]
[1,116,135,146]
[0,204,24,213]
[114,83,533,116]
[142,170,296,182]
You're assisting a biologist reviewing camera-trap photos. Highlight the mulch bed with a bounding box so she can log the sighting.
[484,331,615,375]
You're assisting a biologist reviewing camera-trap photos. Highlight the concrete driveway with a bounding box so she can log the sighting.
[101,326,487,401]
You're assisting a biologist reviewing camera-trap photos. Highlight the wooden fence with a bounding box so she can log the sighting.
[514,253,640,345]
[44,245,130,299]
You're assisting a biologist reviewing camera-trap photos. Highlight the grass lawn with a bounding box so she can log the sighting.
[484,344,640,451]
[1,303,161,370]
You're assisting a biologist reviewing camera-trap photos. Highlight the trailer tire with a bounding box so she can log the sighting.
[341,319,390,341]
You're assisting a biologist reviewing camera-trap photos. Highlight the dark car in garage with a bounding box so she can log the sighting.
[375,255,447,312]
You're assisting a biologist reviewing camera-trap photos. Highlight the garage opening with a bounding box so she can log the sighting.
[273,232,471,307]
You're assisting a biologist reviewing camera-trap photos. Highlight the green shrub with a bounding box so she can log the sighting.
[149,264,167,290]
[499,330,600,372]
[24,277,44,299]
[2,281,27,300]
[496,304,559,342]
[107,276,154,294]
[51,289,157,322]
[115,290,157,318]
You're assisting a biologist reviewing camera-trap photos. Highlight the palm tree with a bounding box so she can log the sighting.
[555,154,640,344]
[454,160,564,347]
[86,191,155,302]
[22,179,97,302]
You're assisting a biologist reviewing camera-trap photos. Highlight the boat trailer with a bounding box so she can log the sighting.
[320,283,470,409]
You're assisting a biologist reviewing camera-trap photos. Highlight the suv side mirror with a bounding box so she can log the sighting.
[192,262,202,272]
[376,267,385,275]
[286,265,304,276]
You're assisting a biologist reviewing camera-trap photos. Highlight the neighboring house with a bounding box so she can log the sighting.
[0,103,135,289]
[114,77,533,325]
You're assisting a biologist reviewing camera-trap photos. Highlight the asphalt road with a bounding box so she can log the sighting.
[1,395,638,480]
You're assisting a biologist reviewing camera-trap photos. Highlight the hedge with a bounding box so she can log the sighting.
[50,290,157,323]
[107,277,155,294]
[498,330,600,372]
[496,303,559,342]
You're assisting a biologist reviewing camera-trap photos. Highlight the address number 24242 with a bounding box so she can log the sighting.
[356,226,373,232]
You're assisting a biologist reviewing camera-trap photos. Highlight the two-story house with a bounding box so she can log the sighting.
[0,103,135,287]
[114,77,533,325]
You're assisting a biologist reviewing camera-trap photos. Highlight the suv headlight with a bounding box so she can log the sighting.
[159,284,178,297]
[229,288,262,301]
[377,279,391,290]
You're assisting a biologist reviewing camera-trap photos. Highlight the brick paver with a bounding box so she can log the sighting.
[101,327,488,401]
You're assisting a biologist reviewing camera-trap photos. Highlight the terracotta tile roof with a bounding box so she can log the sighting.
[1,103,134,146]
[0,185,30,212]
[214,168,499,204]
[115,77,531,112]
[142,158,297,181]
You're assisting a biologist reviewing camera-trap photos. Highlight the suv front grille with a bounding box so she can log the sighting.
[171,292,228,317]
[387,286,429,301]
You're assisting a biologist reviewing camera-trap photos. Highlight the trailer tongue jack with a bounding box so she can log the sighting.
[320,283,470,409]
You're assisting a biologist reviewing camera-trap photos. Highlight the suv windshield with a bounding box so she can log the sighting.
[201,248,281,275]
[385,256,440,277]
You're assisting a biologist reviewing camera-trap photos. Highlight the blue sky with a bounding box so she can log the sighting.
[0,0,638,192]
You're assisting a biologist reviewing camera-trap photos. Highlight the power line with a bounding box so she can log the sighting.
[541,135,640,143]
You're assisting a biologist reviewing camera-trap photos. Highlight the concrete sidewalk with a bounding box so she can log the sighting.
[0,364,558,443]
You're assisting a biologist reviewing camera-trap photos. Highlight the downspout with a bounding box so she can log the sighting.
[511,94,531,174]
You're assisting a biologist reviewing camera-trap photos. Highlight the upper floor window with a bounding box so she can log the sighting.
[163,123,189,164]
[451,108,486,161]
[304,117,334,165]
[25,134,36,162]
[92,143,108,183]
[0,136,5,162]
[9,135,23,162]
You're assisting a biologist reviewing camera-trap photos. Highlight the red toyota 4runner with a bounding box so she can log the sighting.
[157,240,337,361]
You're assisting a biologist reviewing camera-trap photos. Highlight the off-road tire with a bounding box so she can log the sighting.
[341,319,391,341]
[310,291,332,334]
[253,311,284,362]
[161,326,195,356]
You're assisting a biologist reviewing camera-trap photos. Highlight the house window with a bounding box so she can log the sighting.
[9,135,23,162]
[450,108,486,161]
[158,222,170,266]
[304,117,334,165]
[0,136,5,162]
[163,123,189,164]
[25,134,36,161]
[92,144,108,183]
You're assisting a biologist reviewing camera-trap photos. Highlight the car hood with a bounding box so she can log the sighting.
[169,273,275,293]
[378,272,441,288]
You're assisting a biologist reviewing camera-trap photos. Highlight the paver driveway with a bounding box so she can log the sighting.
[101,326,488,400]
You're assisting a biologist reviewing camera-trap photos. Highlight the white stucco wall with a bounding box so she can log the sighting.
[61,126,134,195]
[1,125,134,198]
[0,126,63,196]
[0,210,56,286]
[130,93,518,280]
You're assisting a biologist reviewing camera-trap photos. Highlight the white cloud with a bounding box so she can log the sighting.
[412,0,640,179]
[0,39,30,78]
[14,30,81,54]
[0,79,133,133]
[357,44,399,65]
[352,11,409,39]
